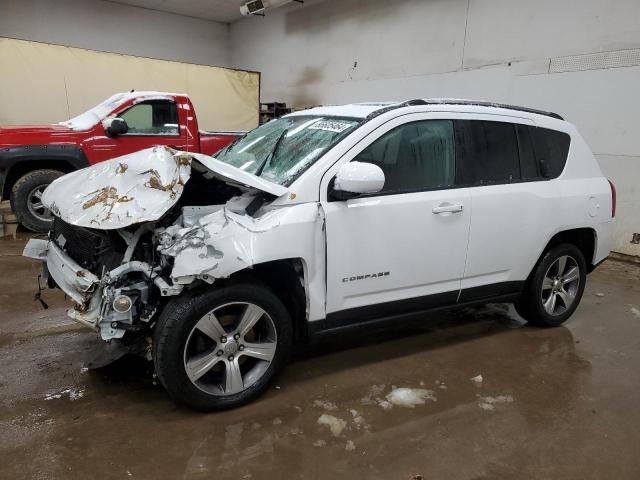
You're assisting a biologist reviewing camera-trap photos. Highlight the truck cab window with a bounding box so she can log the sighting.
[118,100,179,136]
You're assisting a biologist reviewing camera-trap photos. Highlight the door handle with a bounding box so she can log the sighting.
[432,203,464,214]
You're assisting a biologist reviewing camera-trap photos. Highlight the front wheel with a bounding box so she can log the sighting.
[153,283,293,411]
[11,169,64,232]
[516,243,587,327]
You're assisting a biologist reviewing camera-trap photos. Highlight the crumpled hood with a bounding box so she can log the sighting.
[42,146,288,230]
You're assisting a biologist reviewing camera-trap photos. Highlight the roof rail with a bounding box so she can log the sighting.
[366,99,564,121]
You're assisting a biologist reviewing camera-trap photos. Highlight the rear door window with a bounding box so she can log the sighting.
[455,120,521,185]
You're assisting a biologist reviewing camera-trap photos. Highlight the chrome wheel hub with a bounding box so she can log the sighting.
[223,339,239,356]
[541,255,580,316]
[27,185,54,222]
[183,302,277,396]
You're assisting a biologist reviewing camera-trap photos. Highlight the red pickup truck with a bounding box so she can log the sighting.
[0,91,243,231]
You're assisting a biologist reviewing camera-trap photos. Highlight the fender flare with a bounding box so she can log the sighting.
[0,144,89,199]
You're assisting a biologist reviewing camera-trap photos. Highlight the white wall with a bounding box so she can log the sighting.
[0,0,230,67]
[230,0,640,255]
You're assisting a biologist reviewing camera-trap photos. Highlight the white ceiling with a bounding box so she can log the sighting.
[109,0,245,24]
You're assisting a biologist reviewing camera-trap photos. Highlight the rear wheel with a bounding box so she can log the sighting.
[153,284,292,411]
[516,244,587,327]
[11,169,64,232]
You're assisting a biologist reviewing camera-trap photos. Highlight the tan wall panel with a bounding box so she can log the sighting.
[0,38,259,131]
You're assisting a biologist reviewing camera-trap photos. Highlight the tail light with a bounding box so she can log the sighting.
[608,179,616,218]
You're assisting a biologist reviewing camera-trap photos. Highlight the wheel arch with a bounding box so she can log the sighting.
[221,258,309,343]
[0,145,88,199]
[538,227,597,273]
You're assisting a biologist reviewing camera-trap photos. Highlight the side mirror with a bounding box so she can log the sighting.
[330,161,385,200]
[103,117,129,137]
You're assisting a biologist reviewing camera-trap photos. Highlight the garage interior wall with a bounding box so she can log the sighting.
[0,0,230,67]
[0,38,259,131]
[229,0,640,256]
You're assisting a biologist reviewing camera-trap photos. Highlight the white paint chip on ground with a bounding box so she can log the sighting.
[385,388,437,408]
[595,292,605,297]
[313,439,326,447]
[470,375,483,386]
[345,440,356,451]
[317,414,347,437]
[478,395,514,411]
[44,388,85,401]
[630,307,640,318]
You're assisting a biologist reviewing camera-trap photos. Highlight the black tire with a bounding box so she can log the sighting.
[516,243,587,327]
[153,283,293,411]
[11,169,64,232]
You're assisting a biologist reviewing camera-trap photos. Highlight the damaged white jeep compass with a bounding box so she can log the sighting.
[24,100,615,411]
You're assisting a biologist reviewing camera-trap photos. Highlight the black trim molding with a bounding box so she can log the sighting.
[310,281,524,337]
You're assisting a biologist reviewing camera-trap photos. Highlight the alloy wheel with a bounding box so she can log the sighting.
[183,302,277,396]
[540,255,581,316]
[27,184,53,222]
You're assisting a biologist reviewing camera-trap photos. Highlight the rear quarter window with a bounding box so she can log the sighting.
[530,127,571,179]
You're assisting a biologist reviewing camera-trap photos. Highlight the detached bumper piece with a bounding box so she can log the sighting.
[25,239,100,305]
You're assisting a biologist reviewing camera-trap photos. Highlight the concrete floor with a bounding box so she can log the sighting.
[1,234,640,480]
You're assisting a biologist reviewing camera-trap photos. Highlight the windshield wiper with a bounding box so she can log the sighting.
[255,129,288,177]
[215,132,247,157]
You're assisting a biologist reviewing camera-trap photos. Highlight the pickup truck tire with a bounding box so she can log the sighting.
[11,169,64,232]
[516,243,587,327]
[153,283,293,411]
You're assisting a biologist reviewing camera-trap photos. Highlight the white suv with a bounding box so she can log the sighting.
[24,99,615,410]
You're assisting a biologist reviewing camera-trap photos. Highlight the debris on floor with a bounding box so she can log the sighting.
[349,409,370,431]
[345,440,356,451]
[595,292,605,297]
[361,384,386,405]
[478,395,514,411]
[313,399,338,411]
[312,440,326,447]
[470,374,484,385]
[44,387,85,401]
[630,306,640,318]
[317,414,347,437]
[385,388,437,408]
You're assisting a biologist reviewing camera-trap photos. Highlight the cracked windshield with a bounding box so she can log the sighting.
[215,116,360,186]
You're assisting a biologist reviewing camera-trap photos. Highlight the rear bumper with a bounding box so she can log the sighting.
[593,220,614,266]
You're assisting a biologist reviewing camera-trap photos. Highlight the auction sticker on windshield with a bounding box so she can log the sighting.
[308,120,354,133]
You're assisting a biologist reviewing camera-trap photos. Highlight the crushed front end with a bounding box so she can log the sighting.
[22,146,288,364]
[25,216,181,348]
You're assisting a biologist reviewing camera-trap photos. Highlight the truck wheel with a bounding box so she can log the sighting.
[516,243,587,327]
[153,283,293,411]
[11,169,64,232]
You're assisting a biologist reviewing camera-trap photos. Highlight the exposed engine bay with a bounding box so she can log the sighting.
[23,146,311,356]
